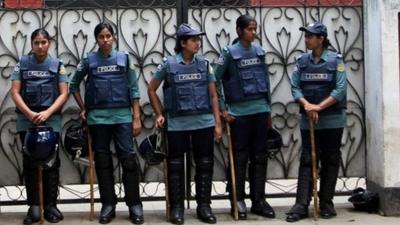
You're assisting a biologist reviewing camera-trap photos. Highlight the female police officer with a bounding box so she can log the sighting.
[147,23,222,224]
[69,22,143,224]
[286,22,347,222]
[11,28,69,224]
[214,15,275,220]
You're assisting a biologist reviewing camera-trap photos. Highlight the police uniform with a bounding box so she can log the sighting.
[69,49,143,224]
[11,54,68,224]
[287,49,347,220]
[154,53,217,224]
[214,41,275,219]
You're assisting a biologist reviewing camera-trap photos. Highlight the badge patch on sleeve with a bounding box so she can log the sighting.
[337,63,345,72]
[59,65,66,75]
[217,55,225,65]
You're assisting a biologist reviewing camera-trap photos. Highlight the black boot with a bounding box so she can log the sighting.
[168,158,185,224]
[319,151,341,219]
[23,154,40,225]
[121,155,144,224]
[23,205,40,225]
[195,157,216,224]
[43,159,64,223]
[286,150,312,222]
[95,153,117,224]
[227,151,248,220]
[249,153,275,218]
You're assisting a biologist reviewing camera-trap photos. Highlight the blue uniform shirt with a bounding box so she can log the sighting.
[214,42,272,116]
[153,53,216,131]
[291,50,347,130]
[69,49,140,125]
[11,55,69,132]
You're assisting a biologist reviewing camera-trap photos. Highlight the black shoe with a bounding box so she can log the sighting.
[320,202,337,219]
[44,205,64,223]
[23,206,40,225]
[251,200,275,218]
[231,200,247,220]
[170,207,184,224]
[99,205,116,224]
[129,204,144,224]
[196,204,216,224]
[286,203,308,222]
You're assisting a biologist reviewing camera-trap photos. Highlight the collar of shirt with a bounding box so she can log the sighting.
[234,40,253,49]
[97,49,117,58]
[176,52,196,65]
[308,49,330,64]
[30,54,50,64]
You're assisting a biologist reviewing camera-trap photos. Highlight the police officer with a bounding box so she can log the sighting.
[11,28,69,224]
[214,15,275,220]
[147,23,222,224]
[286,22,347,222]
[69,22,143,224]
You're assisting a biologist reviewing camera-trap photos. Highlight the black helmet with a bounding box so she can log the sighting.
[24,126,58,168]
[348,187,379,212]
[64,124,88,159]
[138,131,165,165]
[266,128,283,157]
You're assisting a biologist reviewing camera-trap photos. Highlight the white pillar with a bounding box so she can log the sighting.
[364,0,400,216]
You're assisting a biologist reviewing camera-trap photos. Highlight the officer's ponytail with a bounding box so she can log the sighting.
[236,15,256,40]
[322,36,331,49]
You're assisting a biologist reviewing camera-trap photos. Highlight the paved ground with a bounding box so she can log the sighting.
[1,196,399,225]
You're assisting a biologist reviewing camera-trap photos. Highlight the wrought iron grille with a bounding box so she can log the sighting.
[0,0,364,205]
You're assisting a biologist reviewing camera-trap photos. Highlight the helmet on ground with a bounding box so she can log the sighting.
[24,126,58,167]
[266,128,283,156]
[64,124,88,159]
[348,187,379,212]
[138,131,165,165]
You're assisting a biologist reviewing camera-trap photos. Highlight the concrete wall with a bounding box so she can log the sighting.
[364,0,400,216]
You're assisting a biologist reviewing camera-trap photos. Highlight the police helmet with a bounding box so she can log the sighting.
[348,187,379,212]
[266,128,283,156]
[138,132,165,165]
[64,124,88,159]
[24,126,58,167]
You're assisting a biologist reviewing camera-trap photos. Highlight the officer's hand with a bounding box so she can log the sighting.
[307,111,319,124]
[304,103,321,113]
[155,115,165,128]
[33,110,51,125]
[79,109,87,121]
[214,122,222,142]
[133,117,142,137]
[28,111,40,124]
[221,111,235,123]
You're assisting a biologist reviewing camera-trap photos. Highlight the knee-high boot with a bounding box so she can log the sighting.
[249,153,275,218]
[168,157,185,224]
[195,157,216,224]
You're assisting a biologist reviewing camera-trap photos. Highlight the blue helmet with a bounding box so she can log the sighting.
[138,131,165,166]
[348,187,379,212]
[24,126,58,166]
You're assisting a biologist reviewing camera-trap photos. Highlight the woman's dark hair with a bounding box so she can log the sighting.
[236,15,257,39]
[94,22,115,39]
[174,35,191,53]
[316,34,331,49]
[31,28,51,42]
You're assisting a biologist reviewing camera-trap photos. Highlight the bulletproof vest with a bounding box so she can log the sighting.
[223,44,269,103]
[298,53,345,115]
[85,52,131,109]
[20,55,60,112]
[163,55,212,117]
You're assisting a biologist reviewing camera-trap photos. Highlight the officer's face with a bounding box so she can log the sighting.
[96,28,114,53]
[181,36,201,55]
[240,21,257,43]
[304,32,324,50]
[31,34,50,59]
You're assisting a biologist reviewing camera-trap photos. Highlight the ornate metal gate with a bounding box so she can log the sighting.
[0,0,364,205]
